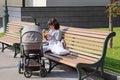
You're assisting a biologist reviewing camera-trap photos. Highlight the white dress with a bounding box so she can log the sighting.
[43,29,62,52]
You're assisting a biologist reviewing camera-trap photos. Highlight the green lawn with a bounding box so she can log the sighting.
[0,32,4,37]
[105,27,120,74]
[95,27,120,74]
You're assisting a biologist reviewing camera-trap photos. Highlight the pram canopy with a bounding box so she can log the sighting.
[21,25,42,50]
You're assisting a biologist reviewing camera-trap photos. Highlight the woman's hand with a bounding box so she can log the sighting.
[42,29,46,34]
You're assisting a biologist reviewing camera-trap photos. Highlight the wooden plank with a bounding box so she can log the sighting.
[8,21,34,25]
[0,36,20,45]
[64,37,103,47]
[66,44,102,55]
[70,53,98,62]
[61,26,109,35]
[45,54,96,67]
[5,33,20,38]
[1,35,20,40]
[68,48,101,59]
[64,34,105,43]
[65,40,103,51]
[64,31,107,39]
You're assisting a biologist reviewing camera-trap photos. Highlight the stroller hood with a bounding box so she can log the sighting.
[22,25,42,36]
[21,25,42,44]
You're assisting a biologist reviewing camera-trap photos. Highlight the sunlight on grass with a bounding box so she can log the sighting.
[95,27,120,74]
[0,32,4,37]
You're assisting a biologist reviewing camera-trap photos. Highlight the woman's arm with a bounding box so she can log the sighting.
[42,29,52,41]
[55,30,62,41]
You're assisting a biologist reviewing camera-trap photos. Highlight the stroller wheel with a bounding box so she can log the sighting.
[40,68,47,77]
[18,61,23,74]
[24,70,32,78]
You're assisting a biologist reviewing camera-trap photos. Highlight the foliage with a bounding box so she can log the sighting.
[106,1,120,17]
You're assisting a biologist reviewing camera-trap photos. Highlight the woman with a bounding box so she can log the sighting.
[42,18,62,53]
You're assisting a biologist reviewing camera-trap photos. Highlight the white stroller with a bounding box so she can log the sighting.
[18,25,47,78]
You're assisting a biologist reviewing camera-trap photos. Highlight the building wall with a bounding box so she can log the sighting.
[20,6,109,29]
[8,7,21,21]
[26,0,110,7]
[0,0,4,17]
[0,0,22,27]
[47,0,110,6]
[26,0,46,7]
[1,0,22,17]
[8,6,120,29]
[34,0,46,7]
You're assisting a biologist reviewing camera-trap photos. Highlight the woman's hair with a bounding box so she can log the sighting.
[47,18,60,30]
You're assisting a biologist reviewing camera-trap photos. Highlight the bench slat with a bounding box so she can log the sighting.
[8,21,34,26]
[70,53,98,62]
[7,26,21,32]
[67,44,102,55]
[61,26,109,35]
[64,37,103,47]
[65,40,103,51]
[68,48,100,59]
[5,33,20,38]
[64,31,107,39]
[45,54,96,67]
[0,36,20,45]
[64,34,105,43]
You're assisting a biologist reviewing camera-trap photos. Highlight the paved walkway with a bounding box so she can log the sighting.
[0,45,119,80]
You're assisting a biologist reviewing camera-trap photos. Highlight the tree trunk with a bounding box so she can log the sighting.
[109,6,113,48]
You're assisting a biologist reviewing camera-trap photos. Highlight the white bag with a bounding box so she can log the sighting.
[51,41,69,56]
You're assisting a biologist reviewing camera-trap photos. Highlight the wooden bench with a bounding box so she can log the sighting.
[44,26,116,80]
[0,21,34,57]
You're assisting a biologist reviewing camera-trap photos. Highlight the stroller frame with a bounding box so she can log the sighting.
[18,26,47,78]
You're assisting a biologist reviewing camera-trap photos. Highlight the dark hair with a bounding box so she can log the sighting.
[47,18,60,30]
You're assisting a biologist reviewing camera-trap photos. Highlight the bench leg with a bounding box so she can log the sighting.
[48,60,60,73]
[1,43,4,52]
[48,60,52,73]
[1,43,8,52]
[76,64,82,80]
[13,44,20,58]
[100,66,104,78]
[14,46,17,58]
[76,64,100,80]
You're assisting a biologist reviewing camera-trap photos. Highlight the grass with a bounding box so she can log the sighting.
[95,27,120,74]
[0,32,4,37]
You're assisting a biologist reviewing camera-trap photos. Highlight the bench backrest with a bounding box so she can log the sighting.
[60,26,116,65]
[5,21,34,39]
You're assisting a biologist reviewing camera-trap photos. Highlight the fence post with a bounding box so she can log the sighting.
[22,0,25,7]
[3,0,9,32]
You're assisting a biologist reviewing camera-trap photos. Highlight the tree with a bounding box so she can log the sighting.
[106,0,120,48]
